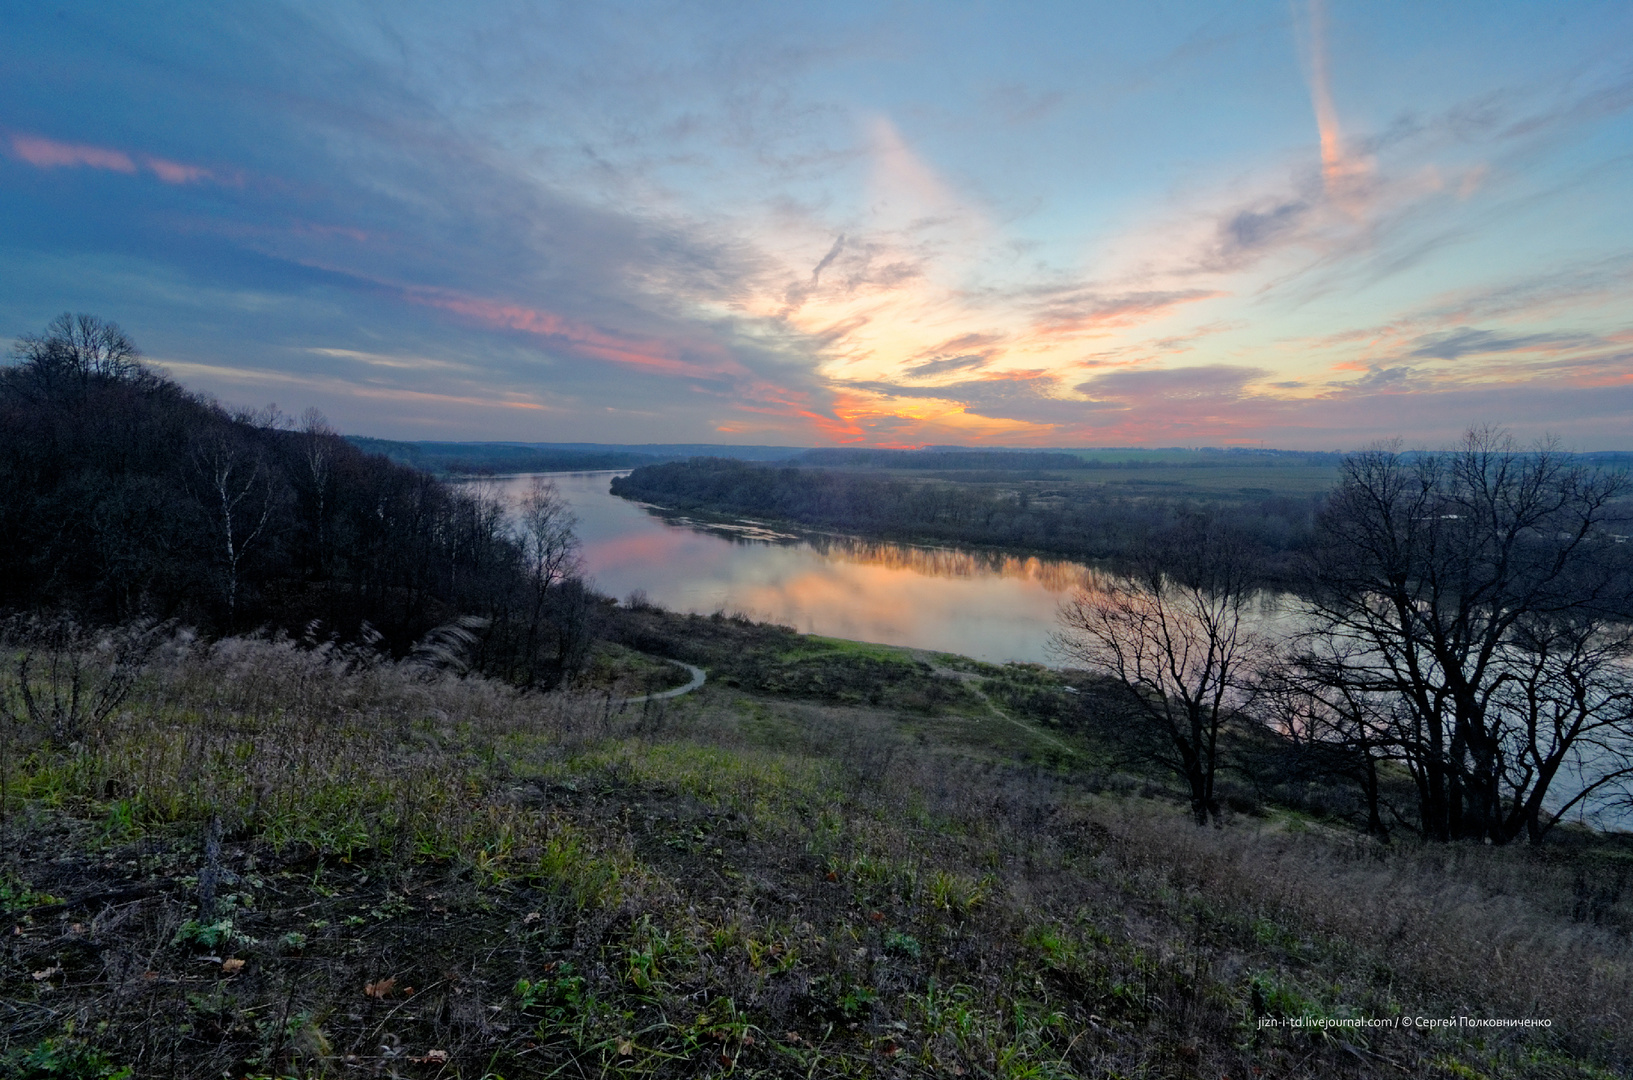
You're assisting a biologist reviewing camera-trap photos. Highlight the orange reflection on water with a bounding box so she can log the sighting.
[804,535,1108,593]
[484,472,1105,663]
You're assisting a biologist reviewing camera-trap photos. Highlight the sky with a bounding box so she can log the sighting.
[2,1,1631,449]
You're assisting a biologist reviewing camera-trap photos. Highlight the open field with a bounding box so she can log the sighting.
[3,620,1631,1079]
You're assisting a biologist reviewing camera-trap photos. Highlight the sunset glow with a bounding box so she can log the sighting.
[3,1,1629,448]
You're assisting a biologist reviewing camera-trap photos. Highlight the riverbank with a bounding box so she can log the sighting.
[3,624,1630,1079]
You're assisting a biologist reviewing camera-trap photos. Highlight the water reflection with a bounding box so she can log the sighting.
[472,471,1100,663]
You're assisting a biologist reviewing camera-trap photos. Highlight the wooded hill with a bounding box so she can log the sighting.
[0,315,589,685]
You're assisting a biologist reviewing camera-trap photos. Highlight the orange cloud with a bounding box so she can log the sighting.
[729,383,869,443]
[1302,0,1372,214]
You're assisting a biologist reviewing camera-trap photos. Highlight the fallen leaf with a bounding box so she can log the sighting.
[364,977,396,999]
[785,1031,802,1043]
[31,965,63,981]
[222,958,245,975]
[741,1034,755,1047]
[616,1039,634,1057]
[824,871,838,882]
[409,1049,449,1064]
[522,911,541,924]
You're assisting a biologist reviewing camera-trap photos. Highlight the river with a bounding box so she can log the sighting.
[473,471,1103,663]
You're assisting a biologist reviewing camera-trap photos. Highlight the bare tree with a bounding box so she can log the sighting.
[1256,637,1402,838]
[1303,428,1633,843]
[515,478,581,687]
[1487,610,1633,841]
[298,408,337,579]
[191,435,280,631]
[11,312,142,384]
[1055,519,1265,824]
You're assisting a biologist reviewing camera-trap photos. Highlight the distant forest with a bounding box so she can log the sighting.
[349,437,667,475]
[610,456,1322,576]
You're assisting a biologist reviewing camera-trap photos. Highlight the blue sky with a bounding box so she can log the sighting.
[3,0,1631,448]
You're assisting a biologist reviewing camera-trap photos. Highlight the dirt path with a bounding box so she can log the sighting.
[910,650,1077,757]
[614,660,706,706]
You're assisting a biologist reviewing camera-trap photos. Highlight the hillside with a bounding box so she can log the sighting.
[0,325,593,687]
[2,614,1629,1079]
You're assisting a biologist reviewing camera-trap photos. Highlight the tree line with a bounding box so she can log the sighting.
[796,446,1341,471]
[0,314,589,688]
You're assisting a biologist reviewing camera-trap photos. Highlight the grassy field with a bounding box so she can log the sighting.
[2,621,1630,1079]
[1065,464,1342,500]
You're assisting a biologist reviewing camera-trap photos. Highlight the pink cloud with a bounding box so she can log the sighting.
[9,133,227,186]
[406,290,728,380]
[142,155,212,184]
[11,134,135,173]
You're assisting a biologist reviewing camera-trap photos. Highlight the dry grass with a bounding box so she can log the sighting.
[1,631,1629,1079]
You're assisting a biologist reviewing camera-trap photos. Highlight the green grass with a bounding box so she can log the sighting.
[780,634,918,663]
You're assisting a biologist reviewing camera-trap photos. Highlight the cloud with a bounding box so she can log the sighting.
[1412,254,1633,325]
[1346,365,1417,390]
[867,115,963,224]
[9,133,224,185]
[1076,364,1268,403]
[1407,326,1601,361]
[810,234,846,285]
[10,134,136,173]
[157,360,557,413]
[1029,288,1221,336]
[2,2,1630,449]
[842,372,1106,426]
[780,233,847,311]
[142,156,216,185]
[1297,0,1373,214]
[903,353,989,379]
[1212,199,1312,268]
[305,347,475,373]
[403,290,727,379]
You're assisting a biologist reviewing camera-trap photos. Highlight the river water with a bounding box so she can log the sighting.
[475,471,1101,663]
